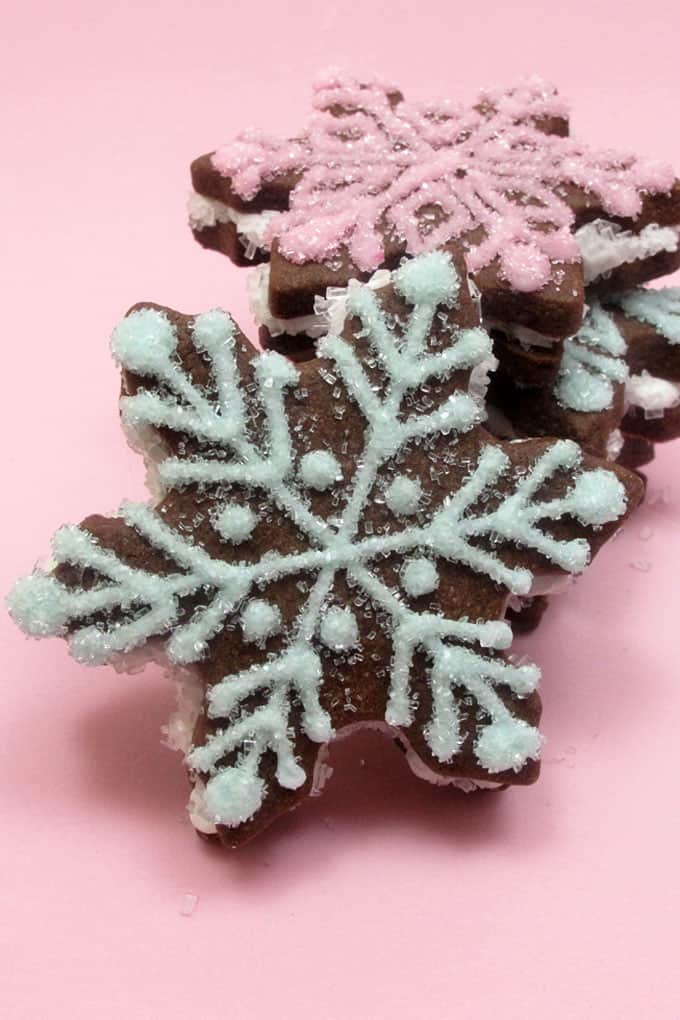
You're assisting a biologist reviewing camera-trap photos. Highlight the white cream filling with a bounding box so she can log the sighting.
[625,371,680,415]
[505,572,574,615]
[188,192,276,259]
[247,264,333,338]
[185,716,504,835]
[396,727,502,792]
[484,404,517,439]
[468,354,499,411]
[324,272,499,408]
[606,428,624,461]
[320,270,498,406]
[249,265,497,409]
[484,318,562,349]
[575,219,679,285]
[318,271,393,334]
[249,264,402,339]
[162,666,204,755]
[121,419,172,501]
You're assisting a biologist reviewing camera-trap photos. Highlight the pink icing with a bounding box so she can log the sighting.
[210,71,677,293]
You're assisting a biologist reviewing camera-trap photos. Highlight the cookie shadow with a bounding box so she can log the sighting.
[73,674,542,883]
[73,576,657,887]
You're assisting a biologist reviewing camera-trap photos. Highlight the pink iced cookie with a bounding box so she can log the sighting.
[190,72,680,342]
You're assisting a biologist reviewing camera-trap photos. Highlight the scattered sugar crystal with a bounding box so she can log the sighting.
[647,486,670,506]
[179,893,199,917]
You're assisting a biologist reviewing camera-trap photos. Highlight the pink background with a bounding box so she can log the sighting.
[2,1,680,1017]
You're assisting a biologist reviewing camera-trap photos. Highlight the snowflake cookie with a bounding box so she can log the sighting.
[190,71,680,346]
[489,287,680,473]
[7,249,643,846]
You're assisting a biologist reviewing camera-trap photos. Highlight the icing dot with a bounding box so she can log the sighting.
[500,243,552,292]
[214,504,257,544]
[299,450,342,491]
[556,366,615,413]
[394,251,458,306]
[192,309,234,356]
[319,607,359,651]
[385,475,422,516]
[110,308,176,374]
[275,757,307,788]
[6,574,70,636]
[204,768,265,826]
[401,557,439,597]
[475,718,543,773]
[240,600,281,644]
[554,302,628,413]
[570,470,627,527]
[256,350,300,387]
[626,372,680,414]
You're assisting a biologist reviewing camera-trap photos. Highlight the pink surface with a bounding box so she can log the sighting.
[2,2,680,1017]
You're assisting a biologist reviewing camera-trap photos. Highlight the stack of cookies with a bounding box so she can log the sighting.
[189,71,680,634]
[7,73,678,847]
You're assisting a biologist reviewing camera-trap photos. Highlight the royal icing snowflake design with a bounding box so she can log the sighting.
[8,252,634,836]
[210,71,675,292]
[552,287,680,418]
[555,301,628,413]
[607,287,680,345]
